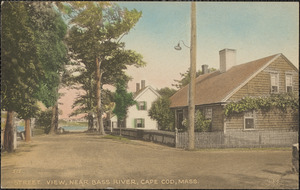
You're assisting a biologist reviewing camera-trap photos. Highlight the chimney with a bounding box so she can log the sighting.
[136,83,140,92]
[141,80,146,89]
[219,49,236,73]
[202,64,208,74]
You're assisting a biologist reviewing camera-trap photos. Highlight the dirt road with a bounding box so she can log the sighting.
[1,133,298,189]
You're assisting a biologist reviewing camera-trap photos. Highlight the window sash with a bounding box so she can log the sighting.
[205,108,212,119]
[244,111,255,130]
[285,74,293,92]
[135,118,144,128]
[270,73,279,93]
[137,101,147,110]
[244,118,254,129]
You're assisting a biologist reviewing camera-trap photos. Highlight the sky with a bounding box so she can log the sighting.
[59,2,299,119]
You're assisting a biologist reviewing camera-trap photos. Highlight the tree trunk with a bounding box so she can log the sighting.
[96,57,106,135]
[49,105,57,135]
[88,113,92,130]
[24,118,31,142]
[119,120,122,136]
[4,111,15,152]
[54,103,59,132]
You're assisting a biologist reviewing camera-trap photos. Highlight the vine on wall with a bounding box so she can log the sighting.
[225,93,299,117]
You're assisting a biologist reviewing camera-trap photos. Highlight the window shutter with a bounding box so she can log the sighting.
[142,119,145,128]
[144,101,147,110]
[134,119,137,128]
[136,103,139,110]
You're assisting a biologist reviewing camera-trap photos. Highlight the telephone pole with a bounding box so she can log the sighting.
[188,2,196,150]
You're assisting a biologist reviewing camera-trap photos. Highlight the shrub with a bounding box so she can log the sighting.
[182,110,211,132]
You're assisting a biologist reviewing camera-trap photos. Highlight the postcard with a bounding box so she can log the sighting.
[1,1,299,189]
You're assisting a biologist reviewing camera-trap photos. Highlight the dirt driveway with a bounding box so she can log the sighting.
[1,133,298,189]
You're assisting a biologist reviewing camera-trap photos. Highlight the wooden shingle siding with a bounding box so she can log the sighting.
[211,105,224,131]
[225,113,244,130]
[194,105,224,132]
[225,109,298,131]
[255,109,298,130]
[228,56,299,102]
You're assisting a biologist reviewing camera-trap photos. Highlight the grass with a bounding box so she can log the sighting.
[33,128,46,136]
[102,135,130,142]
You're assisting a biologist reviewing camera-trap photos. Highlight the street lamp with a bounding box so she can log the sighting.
[174,2,196,150]
[174,40,190,50]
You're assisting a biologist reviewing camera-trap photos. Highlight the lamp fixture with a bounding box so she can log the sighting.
[174,40,190,50]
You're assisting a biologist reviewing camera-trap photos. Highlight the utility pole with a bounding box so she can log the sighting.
[188,2,196,150]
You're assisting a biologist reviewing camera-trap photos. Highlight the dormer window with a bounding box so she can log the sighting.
[270,72,279,93]
[285,74,293,93]
[137,101,147,110]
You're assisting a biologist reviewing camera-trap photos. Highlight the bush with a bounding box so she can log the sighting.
[148,97,174,131]
[182,110,211,132]
[35,109,52,134]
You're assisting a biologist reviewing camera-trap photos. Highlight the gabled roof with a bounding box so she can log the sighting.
[133,85,160,100]
[170,53,290,108]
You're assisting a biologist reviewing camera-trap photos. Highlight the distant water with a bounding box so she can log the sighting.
[17,126,25,132]
[16,126,88,132]
[61,126,88,132]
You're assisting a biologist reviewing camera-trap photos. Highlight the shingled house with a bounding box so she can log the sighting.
[170,49,299,133]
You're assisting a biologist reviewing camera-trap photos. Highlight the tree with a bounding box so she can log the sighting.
[148,87,176,131]
[2,2,67,150]
[112,80,136,135]
[172,68,216,89]
[24,2,68,136]
[65,2,146,134]
[2,2,43,149]
[157,87,177,98]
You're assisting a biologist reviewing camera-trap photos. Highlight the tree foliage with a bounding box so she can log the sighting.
[2,2,67,117]
[2,2,42,116]
[157,87,177,98]
[35,109,53,134]
[148,97,174,131]
[112,80,136,121]
[148,87,176,131]
[172,67,216,89]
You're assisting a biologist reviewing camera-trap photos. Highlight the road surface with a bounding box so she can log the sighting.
[1,133,298,189]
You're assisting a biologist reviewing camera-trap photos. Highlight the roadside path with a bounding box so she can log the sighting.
[1,133,298,189]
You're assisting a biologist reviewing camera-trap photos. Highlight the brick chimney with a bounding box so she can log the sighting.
[136,83,140,92]
[141,80,146,89]
[202,64,208,74]
[219,49,236,73]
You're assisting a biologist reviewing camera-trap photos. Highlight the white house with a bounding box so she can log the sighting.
[111,80,160,130]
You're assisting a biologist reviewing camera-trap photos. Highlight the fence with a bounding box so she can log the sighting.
[111,128,175,147]
[110,128,298,149]
[177,130,298,149]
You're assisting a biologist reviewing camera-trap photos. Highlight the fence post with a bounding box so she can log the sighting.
[175,128,178,148]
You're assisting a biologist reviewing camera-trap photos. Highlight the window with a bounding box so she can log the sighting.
[176,110,184,130]
[270,73,279,93]
[112,121,118,128]
[135,118,145,128]
[205,108,212,119]
[285,74,293,93]
[244,111,254,130]
[137,101,147,110]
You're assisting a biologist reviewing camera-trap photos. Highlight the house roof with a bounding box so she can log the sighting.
[170,53,287,108]
[133,85,160,100]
